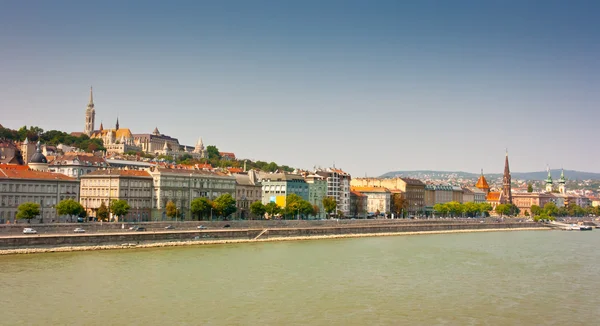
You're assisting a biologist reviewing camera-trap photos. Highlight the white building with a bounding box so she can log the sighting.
[316,167,351,216]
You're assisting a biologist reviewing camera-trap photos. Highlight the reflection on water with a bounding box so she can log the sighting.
[1,231,599,325]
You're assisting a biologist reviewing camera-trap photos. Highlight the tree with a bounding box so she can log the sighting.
[543,202,559,217]
[97,202,109,221]
[530,205,542,216]
[212,193,237,219]
[463,202,479,217]
[446,201,463,217]
[391,193,408,218]
[477,202,493,217]
[191,197,213,220]
[264,202,281,218]
[495,204,511,217]
[312,204,320,218]
[110,200,131,221]
[433,203,449,217]
[16,202,40,223]
[56,199,85,221]
[322,197,337,218]
[250,201,266,219]
[166,200,178,220]
[299,200,315,219]
[568,204,585,217]
[524,210,530,217]
[206,145,221,160]
[527,183,533,193]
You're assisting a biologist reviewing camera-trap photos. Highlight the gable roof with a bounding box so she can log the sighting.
[0,165,78,181]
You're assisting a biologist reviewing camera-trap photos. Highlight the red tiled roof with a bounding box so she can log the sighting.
[476,175,490,190]
[351,190,367,197]
[220,152,236,159]
[83,170,151,178]
[487,191,501,201]
[351,186,390,193]
[0,165,78,181]
[228,167,243,173]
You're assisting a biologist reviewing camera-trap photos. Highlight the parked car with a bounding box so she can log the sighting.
[135,227,146,232]
[73,228,86,233]
[223,224,231,228]
[23,228,37,234]
[197,225,207,229]
[164,225,174,230]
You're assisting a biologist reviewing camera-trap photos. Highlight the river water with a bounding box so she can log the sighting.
[1,230,599,325]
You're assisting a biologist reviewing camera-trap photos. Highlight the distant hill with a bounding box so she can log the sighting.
[379,169,600,181]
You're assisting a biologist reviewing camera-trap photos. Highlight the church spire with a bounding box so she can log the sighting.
[88,86,94,108]
[502,150,512,204]
[116,117,120,130]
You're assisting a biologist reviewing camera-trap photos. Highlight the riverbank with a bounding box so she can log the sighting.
[0,226,549,255]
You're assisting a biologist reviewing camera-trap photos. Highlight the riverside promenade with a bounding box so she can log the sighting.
[0,219,548,255]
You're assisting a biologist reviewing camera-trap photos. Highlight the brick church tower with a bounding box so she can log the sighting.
[502,150,512,204]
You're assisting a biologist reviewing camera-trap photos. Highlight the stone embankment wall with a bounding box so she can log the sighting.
[0,222,541,248]
[0,219,496,235]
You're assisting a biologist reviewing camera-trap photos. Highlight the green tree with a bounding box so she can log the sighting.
[477,202,493,217]
[250,201,266,219]
[16,202,40,223]
[212,193,237,219]
[322,197,337,218]
[97,202,109,221]
[446,201,464,217]
[56,199,85,216]
[463,202,479,217]
[206,145,221,160]
[56,199,85,220]
[110,200,131,221]
[568,204,585,217]
[264,202,281,218]
[495,204,511,217]
[527,183,533,193]
[191,197,213,220]
[524,210,530,217]
[299,199,315,219]
[543,202,559,217]
[433,203,449,217]
[166,200,178,220]
[530,205,542,216]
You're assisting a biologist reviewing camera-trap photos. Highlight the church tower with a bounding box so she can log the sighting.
[558,169,566,194]
[545,167,554,193]
[84,87,95,136]
[475,169,490,195]
[502,151,512,204]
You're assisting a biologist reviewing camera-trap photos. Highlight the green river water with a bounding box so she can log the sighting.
[1,230,600,325]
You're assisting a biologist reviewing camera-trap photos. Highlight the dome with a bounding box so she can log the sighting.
[30,142,47,164]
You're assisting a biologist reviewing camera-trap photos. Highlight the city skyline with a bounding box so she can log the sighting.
[1,0,599,176]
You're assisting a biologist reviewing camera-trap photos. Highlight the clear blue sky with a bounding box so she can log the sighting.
[1,0,598,176]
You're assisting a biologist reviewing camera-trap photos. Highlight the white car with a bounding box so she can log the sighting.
[74,228,86,233]
[23,228,37,234]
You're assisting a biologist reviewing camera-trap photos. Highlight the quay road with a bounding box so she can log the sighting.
[0,218,533,237]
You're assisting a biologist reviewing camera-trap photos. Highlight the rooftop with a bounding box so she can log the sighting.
[0,165,78,181]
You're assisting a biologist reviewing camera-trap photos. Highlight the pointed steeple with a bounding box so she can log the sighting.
[546,166,553,184]
[475,168,490,193]
[115,117,120,130]
[502,150,512,204]
[99,121,103,131]
[153,127,160,135]
[88,86,94,109]
[559,168,566,184]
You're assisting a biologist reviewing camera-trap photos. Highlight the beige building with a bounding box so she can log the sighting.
[234,172,262,219]
[462,188,475,203]
[452,186,464,203]
[351,186,391,216]
[351,177,425,215]
[79,170,153,222]
[147,167,236,220]
[0,165,79,224]
[512,192,555,216]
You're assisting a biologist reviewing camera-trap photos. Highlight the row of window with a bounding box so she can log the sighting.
[0,183,77,194]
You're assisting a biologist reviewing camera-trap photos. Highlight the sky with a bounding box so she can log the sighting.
[1,0,599,177]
